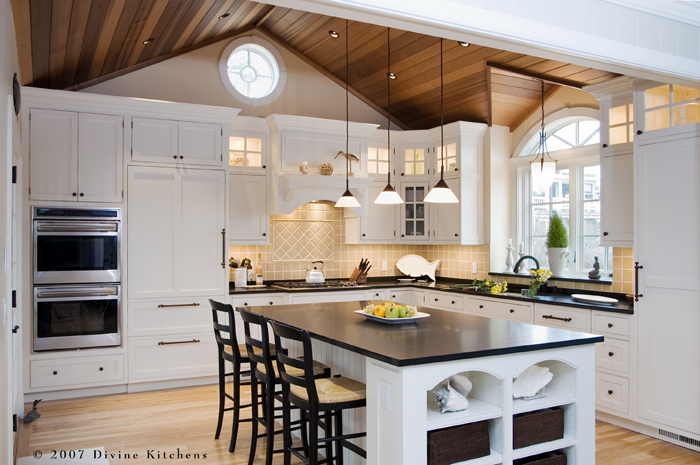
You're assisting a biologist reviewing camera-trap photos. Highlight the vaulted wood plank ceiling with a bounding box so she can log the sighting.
[11,0,620,131]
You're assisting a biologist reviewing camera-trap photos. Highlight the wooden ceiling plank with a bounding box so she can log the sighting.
[392,81,488,123]
[545,63,589,79]
[160,0,207,56]
[74,0,113,86]
[347,30,419,85]
[296,17,346,56]
[186,0,235,48]
[136,0,185,63]
[274,10,318,41]
[171,0,216,51]
[149,0,200,58]
[567,68,619,83]
[257,5,295,31]
[60,0,92,89]
[486,65,492,127]
[29,0,53,88]
[87,0,129,81]
[204,0,247,40]
[125,0,170,67]
[491,92,541,108]
[99,0,144,77]
[291,16,340,53]
[10,0,34,84]
[324,23,383,74]
[255,25,410,130]
[48,0,74,89]
[584,73,619,85]
[490,73,544,91]
[488,63,585,89]
[497,55,545,69]
[509,84,560,131]
[523,59,569,75]
[490,83,542,100]
[228,2,272,32]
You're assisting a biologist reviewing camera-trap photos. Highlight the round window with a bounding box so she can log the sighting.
[219,37,286,106]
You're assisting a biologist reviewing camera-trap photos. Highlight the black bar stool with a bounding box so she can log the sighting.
[238,307,331,465]
[271,320,367,465]
[209,299,254,453]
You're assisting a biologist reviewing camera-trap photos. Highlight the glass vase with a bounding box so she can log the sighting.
[527,284,540,298]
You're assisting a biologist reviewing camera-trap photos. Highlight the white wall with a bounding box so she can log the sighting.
[84,30,391,128]
[0,0,20,460]
[485,125,513,272]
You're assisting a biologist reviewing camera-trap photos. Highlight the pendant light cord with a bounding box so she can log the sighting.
[346,18,350,192]
[387,28,391,186]
[440,38,445,181]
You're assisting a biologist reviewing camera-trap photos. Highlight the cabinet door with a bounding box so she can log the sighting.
[78,113,124,202]
[600,152,633,246]
[228,173,268,244]
[180,169,227,296]
[360,181,396,242]
[179,121,223,166]
[397,142,430,179]
[127,167,178,299]
[432,179,461,243]
[29,109,78,201]
[399,182,430,242]
[131,117,178,163]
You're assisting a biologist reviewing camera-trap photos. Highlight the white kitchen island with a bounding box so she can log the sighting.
[245,301,602,465]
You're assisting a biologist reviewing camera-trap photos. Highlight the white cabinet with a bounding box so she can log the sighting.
[426,291,465,312]
[288,290,367,305]
[228,173,269,244]
[127,166,227,299]
[399,182,430,242]
[467,297,533,323]
[534,303,590,332]
[131,117,223,167]
[431,179,461,242]
[345,180,397,243]
[29,109,123,202]
[30,355,125,389]
[635,135,700,434]
[600,151,633,245]
[128,298,214,338]
[634,80,700,142]
[128,335,218,382]
[386,289,412,305]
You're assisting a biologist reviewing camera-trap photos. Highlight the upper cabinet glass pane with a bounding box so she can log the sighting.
[229,136,263,167]
[643,84,699,131]
[674,86,700,103]
[645,86,670,109]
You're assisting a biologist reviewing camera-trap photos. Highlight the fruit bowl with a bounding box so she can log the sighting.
[354,310,429,324]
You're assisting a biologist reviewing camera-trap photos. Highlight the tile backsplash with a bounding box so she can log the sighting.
[229,203,631,294]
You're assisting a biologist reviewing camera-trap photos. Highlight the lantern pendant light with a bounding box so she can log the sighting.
[375,28,404,205]
[424,38,459,204]
[335,19,361,208]
[530,80,557,193]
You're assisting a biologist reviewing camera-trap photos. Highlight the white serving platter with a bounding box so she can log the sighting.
[397,278,415,283]
[571,294,618,305]
[354,310,430,324]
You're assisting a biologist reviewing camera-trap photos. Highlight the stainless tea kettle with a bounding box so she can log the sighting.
[306,261,325,283]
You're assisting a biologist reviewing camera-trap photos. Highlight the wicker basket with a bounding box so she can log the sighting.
[513,450,567,465]
[427,420,490,465]
[513,407,564,449]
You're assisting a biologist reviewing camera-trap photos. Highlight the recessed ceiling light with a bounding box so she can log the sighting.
[458,41,470,47]
[219,13,230,20]
[329,30,339,38]
[143,38,155,45]
[387,72,396,80]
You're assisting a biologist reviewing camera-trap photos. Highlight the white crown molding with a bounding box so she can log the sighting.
[604,0,700,28]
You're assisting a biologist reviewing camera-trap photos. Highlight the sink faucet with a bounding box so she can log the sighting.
[513,255,540,274]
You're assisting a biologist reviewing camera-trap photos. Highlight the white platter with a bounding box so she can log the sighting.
[354,310,430,324]
[571,294,618,305]
[396,254,440,280]
[397,278,415,283]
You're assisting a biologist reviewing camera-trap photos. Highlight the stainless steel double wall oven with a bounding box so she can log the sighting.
[32,207,122,351]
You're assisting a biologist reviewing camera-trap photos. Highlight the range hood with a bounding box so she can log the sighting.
[266,114,378,215]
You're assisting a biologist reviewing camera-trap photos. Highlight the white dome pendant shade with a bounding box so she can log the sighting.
[335,19,361,209]
[375,183,404,204]
[531,158,557,193]
[425,38,459,204]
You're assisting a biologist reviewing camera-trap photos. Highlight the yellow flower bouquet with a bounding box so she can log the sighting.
[528,269,553,297]
[452,279,508,295]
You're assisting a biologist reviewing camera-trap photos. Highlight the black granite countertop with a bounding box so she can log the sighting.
[230,277,634,314]
[244,301,604,367]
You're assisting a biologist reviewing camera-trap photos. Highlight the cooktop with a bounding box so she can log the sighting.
[271,280,368,290]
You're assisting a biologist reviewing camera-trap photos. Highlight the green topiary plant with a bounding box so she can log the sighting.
[546,212,569,248]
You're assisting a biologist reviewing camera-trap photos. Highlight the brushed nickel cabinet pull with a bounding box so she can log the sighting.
[157,303,200,308]
[159,339,200,346]
[542,315,572,322]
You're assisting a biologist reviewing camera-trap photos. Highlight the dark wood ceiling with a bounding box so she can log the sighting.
[11,0,620,130]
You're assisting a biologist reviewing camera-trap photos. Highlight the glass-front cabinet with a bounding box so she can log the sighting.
[229,135,265,170]
[397,131,431,180]
[635,80,700,140]
[400,183,430,242]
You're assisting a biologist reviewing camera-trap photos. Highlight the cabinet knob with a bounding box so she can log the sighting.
[451,301,455,304]
[72,192,77,196]
[269,302,273,305]
[608,352,614,357]
[603,232,609,236]
[362,233,366,237]
[173,155,177,159]
[53,371,57,375]
[392,295,396,298]
[375,293,380,297]
[179,155,184,159]
[510,309,515,313]
[434,298,439,302]
[608,389,614,395]
[401,234,404,237]
[262,233,266,237]
[262,165,266,169]
[79,193,84,197]
[455,234,458,237]
[637,130,643,135]
[602,143,608,148]
[479,305,484,309]
[455,167,459,171]
[244,302,248,306]
[401,173,404,176]
[608,323,613,328]
[99,367,104,371]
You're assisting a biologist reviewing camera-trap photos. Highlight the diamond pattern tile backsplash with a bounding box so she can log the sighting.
[273,220,334,261]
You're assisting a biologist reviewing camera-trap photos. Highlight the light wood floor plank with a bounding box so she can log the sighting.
[18,384,700,464]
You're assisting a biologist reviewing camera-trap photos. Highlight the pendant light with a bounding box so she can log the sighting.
[375,28,404,205]
[530,80,557,193]
[335,19,361,208]
[424,38,459,204]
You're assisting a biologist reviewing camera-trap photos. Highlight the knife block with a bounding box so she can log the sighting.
[349,267,361,283]
[356,272,368,284]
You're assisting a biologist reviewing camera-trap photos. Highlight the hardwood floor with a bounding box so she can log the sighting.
[17,384,700,464]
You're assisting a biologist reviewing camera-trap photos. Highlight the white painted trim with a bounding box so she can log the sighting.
[604,0,700,28]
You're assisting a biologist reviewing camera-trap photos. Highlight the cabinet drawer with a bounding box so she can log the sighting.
[128,297,214,337]
[288,291,364,305]
[386,289,413,305]
[231,294,286,308]
[31,355,125,389]
[128,334,218,382]
[595,338,630,374]
[593,312,631,338]
[468,298,533,323]
[535,304,590,332]
[366,289,388,301]
[595,372,629,414]
[427,292,465,312]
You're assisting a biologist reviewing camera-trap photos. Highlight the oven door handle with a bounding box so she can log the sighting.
[36,223,118,233]
[37,289,118,298]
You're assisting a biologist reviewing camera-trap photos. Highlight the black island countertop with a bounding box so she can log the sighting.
[245,301,604,367]
[230,277,634,314]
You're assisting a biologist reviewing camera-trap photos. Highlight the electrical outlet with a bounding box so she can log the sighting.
[382,261,387,271]
[381,381,391,410]
[472,262,478,274]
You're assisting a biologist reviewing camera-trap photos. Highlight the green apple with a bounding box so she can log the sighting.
[398,306,412,318]
[384,304,399,318]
